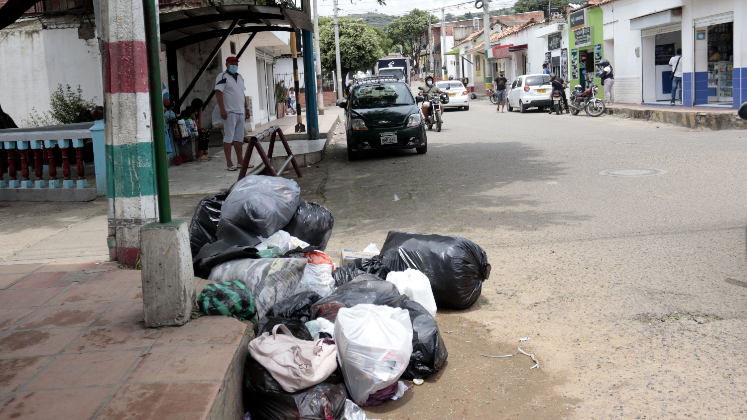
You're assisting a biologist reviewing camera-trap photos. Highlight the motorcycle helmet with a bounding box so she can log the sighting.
[425,76,434,86]
[598,59,610,67]
[440,92,450,104]
[448,75,454,80]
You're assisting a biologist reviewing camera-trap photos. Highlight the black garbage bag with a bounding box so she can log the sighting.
[188,188,231,258]
[219,175,300,238]
[331,256,391,287]
[265,291,322,323]
[311,276,405,322]
[192,241,261,279]
[253,317,313,341]
[196,280,256,322]
[311,276,448,380]
[243,356,347,420]
[380,231,491,310]
[282,200,334,251]
[393,298,448,380]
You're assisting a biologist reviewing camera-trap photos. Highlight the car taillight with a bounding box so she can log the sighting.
[462,91,468,95]
[524,86,530,92]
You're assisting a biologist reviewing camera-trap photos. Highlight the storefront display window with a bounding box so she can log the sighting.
[707,22,733,102]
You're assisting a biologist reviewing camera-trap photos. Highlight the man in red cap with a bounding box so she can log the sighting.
[215,56,250,170]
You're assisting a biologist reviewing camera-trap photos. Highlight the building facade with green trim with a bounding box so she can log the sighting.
[568,5,605,100]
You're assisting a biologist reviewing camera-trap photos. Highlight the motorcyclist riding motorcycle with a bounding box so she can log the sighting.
[549,73,569,113]
[420,75,443,119]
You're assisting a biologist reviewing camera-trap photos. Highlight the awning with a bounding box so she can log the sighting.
[444,48,461,56]
[492,45,511,59]
[509,44,527,52]
[630,7,682,32]
[159,5,313,49]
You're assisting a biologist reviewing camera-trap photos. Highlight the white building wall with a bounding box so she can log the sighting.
[274,57,306,88]
[0,18,103,127]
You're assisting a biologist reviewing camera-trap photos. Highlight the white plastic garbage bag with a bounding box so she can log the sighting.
[305,317,336,340]
[208,258,307,319]
[386,269,437,318]
[335,304,413,405]
[256,230,310,255]
[343,399,381,420]
[294,251,335,297]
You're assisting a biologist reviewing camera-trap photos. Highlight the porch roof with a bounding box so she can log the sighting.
[159,5,313,49]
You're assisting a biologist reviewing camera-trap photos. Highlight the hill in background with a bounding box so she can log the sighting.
[348,12,396,29]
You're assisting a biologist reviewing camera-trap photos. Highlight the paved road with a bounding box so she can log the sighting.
[297,96,747,419]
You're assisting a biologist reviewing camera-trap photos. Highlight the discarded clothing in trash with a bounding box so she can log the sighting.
[332,256,390,287]
[361,381,409,407]
[283,200,335,251]
[335,304,413,405]
[196,280,256,321]
[249,324,338,393]
[294,251,336,297]
[380,231,491,310]
[219,175,300,238]
[243,354,347,420]
[209,257,307,319]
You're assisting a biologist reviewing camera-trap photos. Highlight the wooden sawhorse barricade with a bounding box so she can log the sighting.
[237,125,303,181]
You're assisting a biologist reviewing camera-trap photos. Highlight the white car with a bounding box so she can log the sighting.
[436,81,470,111]
[507,74,553,113]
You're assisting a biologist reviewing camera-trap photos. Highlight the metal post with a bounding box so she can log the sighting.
[292,30,305,133]
[333,0,343,101]
[142,0,171,223]
[313,0,325,114]
[428,14,433,76]
[302,30,319,139]
[483,0,491,94]
[441,8,446,79]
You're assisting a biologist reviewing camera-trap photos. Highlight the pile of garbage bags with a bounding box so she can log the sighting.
[188,177,491,419]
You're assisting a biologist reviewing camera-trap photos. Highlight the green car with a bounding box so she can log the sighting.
[339,77,427,160]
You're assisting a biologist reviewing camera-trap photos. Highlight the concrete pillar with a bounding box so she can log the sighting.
[100,0,159,267]
[141,221,195,327]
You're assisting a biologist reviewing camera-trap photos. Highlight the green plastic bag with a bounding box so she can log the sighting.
[197,280,257,321]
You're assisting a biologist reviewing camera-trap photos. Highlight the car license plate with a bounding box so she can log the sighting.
[380,133,397,145]
[538,89,547,93]
[449,93,456,97]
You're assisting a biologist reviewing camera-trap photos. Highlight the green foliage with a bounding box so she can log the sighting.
[27,84,97,127]
[319,17,389,77]
[348,12,396,29]
[274,81,287,104]
[513,0,567,15]
[385,9,439,76]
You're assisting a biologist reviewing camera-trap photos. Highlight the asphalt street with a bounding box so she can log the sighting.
[296,96,747,419]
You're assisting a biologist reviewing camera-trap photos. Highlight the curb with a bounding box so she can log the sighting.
[606,107,746,131]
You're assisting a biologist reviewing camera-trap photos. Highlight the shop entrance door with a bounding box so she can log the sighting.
[705,22,733,105]
[640,25,681,104]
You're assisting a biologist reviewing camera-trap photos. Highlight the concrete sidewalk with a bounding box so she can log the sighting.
[0,261,247,420]
[606,103,745,130]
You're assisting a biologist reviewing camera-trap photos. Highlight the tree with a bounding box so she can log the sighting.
[386,9,439,75]
[445,13,456,21]
[513,0,567,16]
[319,17,388,77]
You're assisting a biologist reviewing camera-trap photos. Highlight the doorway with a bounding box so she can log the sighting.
[640,29,681,104]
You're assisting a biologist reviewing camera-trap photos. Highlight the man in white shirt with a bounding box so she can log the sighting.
[215,56,250,170]
[668,48,683,105]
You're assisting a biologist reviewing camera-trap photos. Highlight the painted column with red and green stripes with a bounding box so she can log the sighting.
[101,0,159,267]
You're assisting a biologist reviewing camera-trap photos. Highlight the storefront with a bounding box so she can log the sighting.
[568,6,604,99]
[536,22,570,80]
[694,13,734,106]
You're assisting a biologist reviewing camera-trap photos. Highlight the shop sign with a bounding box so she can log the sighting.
[571,48,578,79]
[594,44,602,76]
[696,30,706,40]
[570,10,586,30]
[552,56,560,67]
[545,51,552,66]
[548,32,562,50]
[575,27,592,47]
[561,48,569,80]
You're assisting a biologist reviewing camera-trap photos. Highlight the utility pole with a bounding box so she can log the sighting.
[333,0,343,101]
[428,14,433,77]
[483,0,491,93]
[441,8,446,79]
[313,0,324,114]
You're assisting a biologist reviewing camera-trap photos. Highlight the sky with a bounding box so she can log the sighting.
[314,0,521,19]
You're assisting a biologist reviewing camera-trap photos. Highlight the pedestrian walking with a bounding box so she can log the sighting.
[669,48,683,105]
[215,56,250,171]
[599,60,614,105]
[494,71,508,113]
[288,88,296,115]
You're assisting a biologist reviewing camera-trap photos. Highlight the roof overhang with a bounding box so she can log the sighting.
[159,5,312,50]
[630,7,682,31]
[535,22,566,38]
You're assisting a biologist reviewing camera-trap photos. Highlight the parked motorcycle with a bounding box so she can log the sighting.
[551,89,565,115]
[568,81,606,117]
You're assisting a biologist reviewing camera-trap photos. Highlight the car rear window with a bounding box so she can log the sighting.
[351,83,414,108]
[379,69,404,79]
[525,75,550,86]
